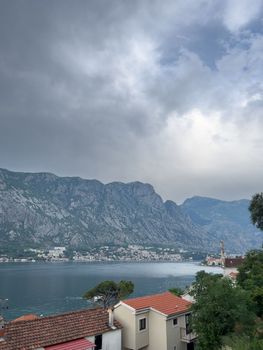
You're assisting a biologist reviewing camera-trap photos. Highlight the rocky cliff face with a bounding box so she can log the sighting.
[0,168,210,250]
[181,196,262,252]
[0,168,261,252]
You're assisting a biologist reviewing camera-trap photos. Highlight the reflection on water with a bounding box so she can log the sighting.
[0,261,223,320]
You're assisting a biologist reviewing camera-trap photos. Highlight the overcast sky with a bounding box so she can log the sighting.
[0,0,263,203]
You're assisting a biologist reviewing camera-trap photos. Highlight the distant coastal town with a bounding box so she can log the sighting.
[0,245,206,263]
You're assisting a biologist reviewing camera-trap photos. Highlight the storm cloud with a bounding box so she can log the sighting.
[0,0,263,202]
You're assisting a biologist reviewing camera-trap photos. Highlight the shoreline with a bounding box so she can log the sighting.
[0,258,198,264]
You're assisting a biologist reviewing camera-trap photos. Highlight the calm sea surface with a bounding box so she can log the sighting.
[0,261,222,320]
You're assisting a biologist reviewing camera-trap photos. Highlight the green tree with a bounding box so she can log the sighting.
[223,335,263,350]
[83,280,134,309]
[169,287,184,296]
[237,249,263,317]
[190,271,255,350]
[249,193,263,231]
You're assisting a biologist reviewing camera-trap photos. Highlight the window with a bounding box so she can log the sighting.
[187,342,195,350]
[95,334,102,350]
[185,313,192,335]
[139,317,147,331]
[172,317,178,326]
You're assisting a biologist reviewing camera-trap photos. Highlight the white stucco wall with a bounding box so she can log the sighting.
[86,329,121,350]
[135,312,149,350]
[148,310,167,350]
[114,304,136,349]
[103,329,122,350]
[166,315,187,350]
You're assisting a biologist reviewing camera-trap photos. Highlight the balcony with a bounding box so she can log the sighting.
[180,327,197,343]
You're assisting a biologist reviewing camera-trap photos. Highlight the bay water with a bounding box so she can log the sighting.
[0,261,222,320]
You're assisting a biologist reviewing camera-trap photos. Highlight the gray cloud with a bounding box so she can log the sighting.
[0,0,263,203]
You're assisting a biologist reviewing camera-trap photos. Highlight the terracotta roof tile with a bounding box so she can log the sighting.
[1,308,121,350]
[229,271,238,280]
[45,338,95,350]
[11,314,38,323]
[229,271,238,276]
[122,291,191,316]
[224,257,244,268]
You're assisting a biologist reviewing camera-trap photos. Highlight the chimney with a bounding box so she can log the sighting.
[107,308,116,329]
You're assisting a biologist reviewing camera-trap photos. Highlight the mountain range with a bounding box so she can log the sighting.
[0,168,261,253]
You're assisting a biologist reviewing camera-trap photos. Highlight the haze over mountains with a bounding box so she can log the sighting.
[0,168,261,253]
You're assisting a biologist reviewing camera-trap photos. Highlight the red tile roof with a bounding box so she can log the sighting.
[0,308,121,350]
[229,271,238,279]
[11,314,38,323]
[224,257,244,268]
[45,338,95,350]
[122,291,191,316]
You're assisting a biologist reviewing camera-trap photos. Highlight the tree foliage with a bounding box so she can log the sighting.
[223,335,263,350]
[249,193,263,231]
[237,249,263,317]
[169,287,184,296]
[83,280,134,309]
[190,271,255,350]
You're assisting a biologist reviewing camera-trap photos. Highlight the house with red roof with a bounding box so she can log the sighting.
[0,308,122,350]
[223,256,244,280]
[114,291,196,350]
